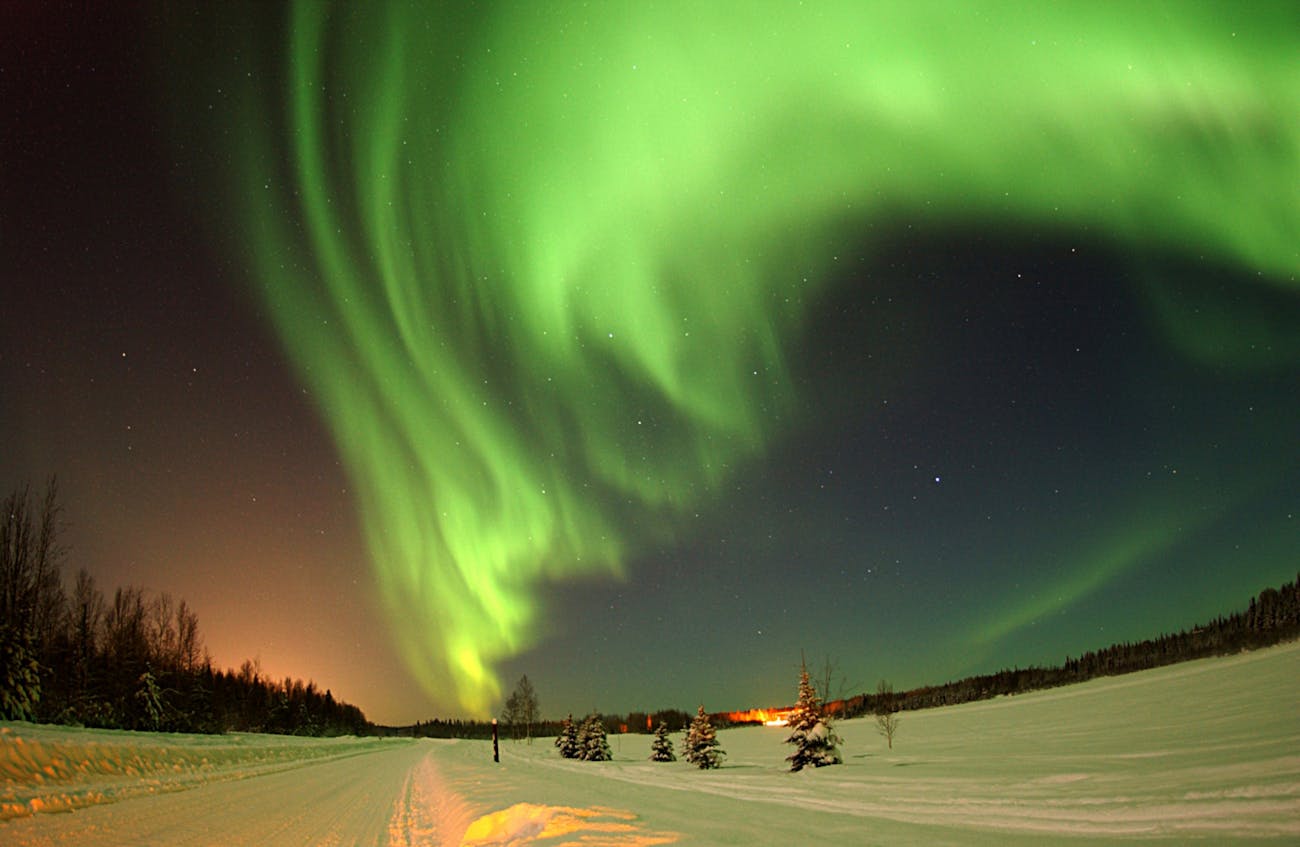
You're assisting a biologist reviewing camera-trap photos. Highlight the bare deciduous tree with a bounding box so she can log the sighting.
[68,569,105,706]
[516,675,538,743]
[813,654,857,718]
[1,479,66,636]
[500,674,539,743]
[175,600,203,673]
[875,679,900,749]
[149,592,177,669]
[104,586,151,695]
[0,479,66,720]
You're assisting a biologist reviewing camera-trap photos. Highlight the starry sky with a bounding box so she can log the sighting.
[2,2,1297,726]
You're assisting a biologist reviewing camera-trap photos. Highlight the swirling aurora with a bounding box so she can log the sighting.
[206,1,1298,715]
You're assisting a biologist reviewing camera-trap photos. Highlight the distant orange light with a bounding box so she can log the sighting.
[723,707,792,727]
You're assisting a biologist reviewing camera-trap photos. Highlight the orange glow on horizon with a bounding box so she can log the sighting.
[723,699,845,727]
[722,707,792,727]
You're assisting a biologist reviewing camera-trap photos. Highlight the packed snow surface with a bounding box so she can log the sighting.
[3,642,1297,844]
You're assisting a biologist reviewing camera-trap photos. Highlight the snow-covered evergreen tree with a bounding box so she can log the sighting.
[578,713,611,761]
[0,625,41,721]
[683,705,724,769]
[575,714,590,754]
[649,721,676,762]
[135,667,165,731]
[555,714,580,759]
[785,662,843,771]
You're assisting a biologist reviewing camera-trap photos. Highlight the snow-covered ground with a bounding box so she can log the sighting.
[4,641,1297,845]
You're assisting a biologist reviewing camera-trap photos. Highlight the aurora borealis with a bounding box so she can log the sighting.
[3,2,1297,723]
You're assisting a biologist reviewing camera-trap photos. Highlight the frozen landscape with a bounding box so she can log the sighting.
[3,641,1297,845]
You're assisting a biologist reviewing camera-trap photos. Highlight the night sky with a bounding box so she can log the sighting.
[3,2,1296,726]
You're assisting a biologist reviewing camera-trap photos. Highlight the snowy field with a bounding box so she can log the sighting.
[3,641,1297,845]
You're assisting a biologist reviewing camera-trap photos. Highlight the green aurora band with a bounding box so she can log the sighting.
[227,1,1299,714]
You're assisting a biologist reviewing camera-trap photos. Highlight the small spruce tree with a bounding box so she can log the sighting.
[579,713,611,761]
[683,712,699,754]
[683,705,724,769]
[785,660,843,771]
[649,721,676,762]
[555,714,580,759]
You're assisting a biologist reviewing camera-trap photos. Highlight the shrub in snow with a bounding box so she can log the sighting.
[555,714,580,759]
[577,713,611,761]
[785,663,842,771]
[683,706,725,769]
[649,721,676,762]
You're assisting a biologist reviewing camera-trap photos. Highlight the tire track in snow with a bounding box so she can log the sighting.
[386,742,478,846]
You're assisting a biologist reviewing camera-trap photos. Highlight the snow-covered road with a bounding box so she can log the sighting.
[0,730,684,847]
[4,641,1298,845]
[2,736,428,845]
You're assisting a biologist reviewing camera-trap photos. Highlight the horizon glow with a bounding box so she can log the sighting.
[225,1,1299,715]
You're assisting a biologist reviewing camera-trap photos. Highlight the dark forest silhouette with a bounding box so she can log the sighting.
[830,572,1300,720]
[1,480,366,735]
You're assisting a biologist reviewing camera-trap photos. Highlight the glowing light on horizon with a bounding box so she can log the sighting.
[725,708,794,727]
[222,1,1300,714]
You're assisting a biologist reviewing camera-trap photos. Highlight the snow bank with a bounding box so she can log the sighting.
[0,725,396,820]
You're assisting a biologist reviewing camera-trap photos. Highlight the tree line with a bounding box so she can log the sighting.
[838,572,1300,718]
[399,707,696,740]
[1,480,367,735]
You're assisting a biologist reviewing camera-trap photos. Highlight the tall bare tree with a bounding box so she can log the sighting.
[175,599,203,673]
[500,674,539,743]
[0,479,66,720]
[149,592,178,670]
[104,586,149,678]
[1,480,65,634]
[67,568,105,708]
[813,654,857,717]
